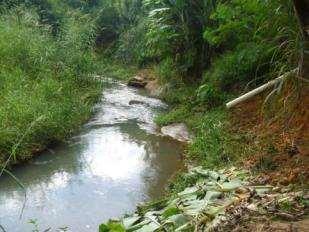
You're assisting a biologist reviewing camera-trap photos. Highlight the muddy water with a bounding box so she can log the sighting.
[0,80,183,232]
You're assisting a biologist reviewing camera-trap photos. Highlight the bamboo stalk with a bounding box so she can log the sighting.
[226,69,298,109]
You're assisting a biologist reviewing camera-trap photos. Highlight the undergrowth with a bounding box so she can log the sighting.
[157,100,246,169]
[0,8,102,167]
[97,58,138,80]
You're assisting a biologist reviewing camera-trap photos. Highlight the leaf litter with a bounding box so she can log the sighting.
[100,167,308,231]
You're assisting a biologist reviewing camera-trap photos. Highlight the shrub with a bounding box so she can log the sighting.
[154,57,178,83]
[0,9,101,165]
[197,83,225,107]
[203,0,298,92]
[144,0,215,80]
[95,5,120,46]
[115,19,150,65]
[204,43,274,91]
[161,84,196,106]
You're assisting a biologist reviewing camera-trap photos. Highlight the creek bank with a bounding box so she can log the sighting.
[128,75,164,98]
[128,76,148,88]
[160,123,192,143]
[102,73,309,232]
[145,80,164,98]
[127,75,192,142]
[100,167,308,231]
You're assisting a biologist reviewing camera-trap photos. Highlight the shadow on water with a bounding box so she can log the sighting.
[0,81,184,232]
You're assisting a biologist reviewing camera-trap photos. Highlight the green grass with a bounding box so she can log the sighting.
[97,58,138,81]
[153,82,260,200]
[187,108,233,167]
[155,84,249,169]
[0,9,102,167]
[155,106,191,127]
[99,221,125,232]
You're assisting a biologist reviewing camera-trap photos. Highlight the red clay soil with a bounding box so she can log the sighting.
[229,82,309,186]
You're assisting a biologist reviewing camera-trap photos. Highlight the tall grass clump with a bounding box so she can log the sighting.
[187,109,234,168]
[0,8,101,166]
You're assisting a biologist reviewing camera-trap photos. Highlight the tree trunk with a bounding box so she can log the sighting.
[293,0,309,78]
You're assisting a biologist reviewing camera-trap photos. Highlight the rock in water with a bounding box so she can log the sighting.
[161,123,192,142]
[128,76,147,88]
[129,100,149,106]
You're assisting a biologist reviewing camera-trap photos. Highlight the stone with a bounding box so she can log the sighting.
[129,100,149,106]
[128,76,147,88]
[145,80,163,98]
[161,123,192,142]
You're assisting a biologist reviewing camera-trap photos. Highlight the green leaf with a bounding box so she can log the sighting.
[166,214,189,228]
[220,180,242,191]
[162,207,181,219]
[122,215,141,229]
[204,191,222,201]
[99,221,125,232]
[182,199,207,216]
[135,222,160,232]
[178,186,199,196]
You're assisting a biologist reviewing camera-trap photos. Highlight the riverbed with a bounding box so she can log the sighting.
[0,80,183,231]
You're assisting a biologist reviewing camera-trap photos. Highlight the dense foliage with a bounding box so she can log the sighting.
[94,0,298,99]
[91,0,300,167]
[0,3,101,166]
[0,0,300,170]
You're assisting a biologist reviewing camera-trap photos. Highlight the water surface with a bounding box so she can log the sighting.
[0,81,183,231]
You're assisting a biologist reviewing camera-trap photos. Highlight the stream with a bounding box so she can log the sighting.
[0,80,183,232]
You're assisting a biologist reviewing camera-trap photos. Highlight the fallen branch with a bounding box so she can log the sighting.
[226,69,298,109]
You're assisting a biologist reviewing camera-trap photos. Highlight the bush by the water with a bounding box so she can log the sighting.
[0,8,101,166]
